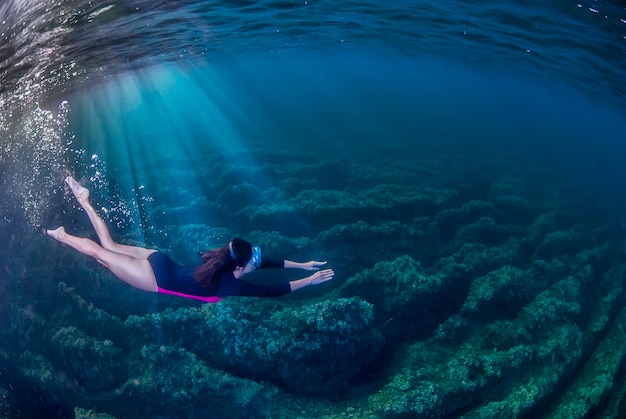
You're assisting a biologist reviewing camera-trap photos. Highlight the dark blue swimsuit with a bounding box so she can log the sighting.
[147,252,290,303]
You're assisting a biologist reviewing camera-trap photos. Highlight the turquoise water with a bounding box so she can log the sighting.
[2,1,626,418]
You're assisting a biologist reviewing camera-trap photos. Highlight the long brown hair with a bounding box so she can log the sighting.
[194,238,253,290]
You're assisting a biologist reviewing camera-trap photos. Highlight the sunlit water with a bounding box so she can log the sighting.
[1,1,626,418]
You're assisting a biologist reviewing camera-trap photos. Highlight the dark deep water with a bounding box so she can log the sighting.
[2,1,626,418]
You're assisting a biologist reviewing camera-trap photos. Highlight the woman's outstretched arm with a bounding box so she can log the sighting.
[284,260,327,270]
[289,268,334,292]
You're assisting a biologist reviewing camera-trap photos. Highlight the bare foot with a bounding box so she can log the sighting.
[65,176,89,203]
[46,226,66,242]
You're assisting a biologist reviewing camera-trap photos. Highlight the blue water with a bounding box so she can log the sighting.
[2,1,626,418]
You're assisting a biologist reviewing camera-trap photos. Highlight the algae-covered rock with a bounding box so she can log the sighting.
[339,255,444,318]
[535,229,581,260]
[241,201,306,235]
[51,326,123,391]
[125,297,383,394]
[460,265,545,320]
[338,255,474,342]
[0,386,17,418]
[435,239,523,280]
[315,220,426,271]
[370,274,587,418]
[202,297,383,393]
[487,174,530,198]
[287,184,457,226]
[216,181,261,209]
[57,282,126,340]
[75,407,117,419]
[435,200,496,241]
[355,184,457,219]
[17,351,70,398]
[106,344,281,418]
[492,194,537,224]
[455,216,507,246]
[543,308,626,418]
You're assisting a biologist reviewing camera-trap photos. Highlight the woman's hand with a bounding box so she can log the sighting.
[301,261,327,271]
[307,269,335,285]
[289,268,335,292]
[284,260,328,270]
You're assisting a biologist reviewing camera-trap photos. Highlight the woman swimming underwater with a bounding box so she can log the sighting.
[45,177,334,303]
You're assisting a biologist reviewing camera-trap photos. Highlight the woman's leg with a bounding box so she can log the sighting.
[46,227,158,292]
[65,176,154,260]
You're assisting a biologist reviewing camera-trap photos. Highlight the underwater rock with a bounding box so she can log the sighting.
[279,176,319,195]
[595,348,626,418]
[454,216,507,246]
[354,184,458,219]
[535,229,582,261]
[273,159,352,191]
[103,344,282,418]
[0,386,17,418]
[242,202,307,235]
[243,182,458,236]
[15,351,72,401]
[293,189,367,222]
[492,194,537,224]
[288,184,457,227]
[150,197,215,226]
[74,407,117,419]
[487,174,537,201]
[1,363,75,418]
[435,239,524,281]
[434,200,496,241]
[208,297,383,394]
[534,223,617,264]
[543,308,626,417]
[216,182,261,209]
[4,299,49,353]
[315,219,424,270]
[57,282,126,340]
[339,255,446,321]
[372,274,587,418]
[460,265,545,320]
[51,326,123,392]
[125,297,383,394]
